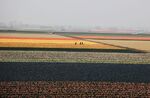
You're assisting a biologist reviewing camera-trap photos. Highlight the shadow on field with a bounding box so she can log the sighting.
[0,62,150,83]
[0,47,144,53]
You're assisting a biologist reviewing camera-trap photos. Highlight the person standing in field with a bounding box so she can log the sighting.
[75,42,77,45]
[80,42,84,45]
[80,42,81,45]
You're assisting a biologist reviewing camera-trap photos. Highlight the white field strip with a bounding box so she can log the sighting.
[0,51,150,64]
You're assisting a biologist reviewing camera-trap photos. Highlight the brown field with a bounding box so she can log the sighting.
[0,81,150,97]
[90,39,150,52]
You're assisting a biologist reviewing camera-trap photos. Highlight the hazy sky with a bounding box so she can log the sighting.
[0,0,150,29]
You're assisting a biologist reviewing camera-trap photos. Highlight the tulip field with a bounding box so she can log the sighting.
[0,32,125,50]
[0,31,150,97]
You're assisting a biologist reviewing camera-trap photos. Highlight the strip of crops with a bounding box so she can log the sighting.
[0,38,123,49]
[0,81,149,97]
[0,51,149,63]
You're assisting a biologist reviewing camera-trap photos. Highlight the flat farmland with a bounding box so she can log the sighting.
[77,35,150,41]
[0,38,124,49]
[0,63,150,97]
[1,31,150,97]
[0,32,68,38]
[89,39,150,52]
[0,32,125,50]
[1,50,150,64]
[0,81,150,97]
[57,32,150,52]
[1,62,150,82]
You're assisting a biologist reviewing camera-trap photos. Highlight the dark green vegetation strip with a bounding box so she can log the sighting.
[0,81,149,97]
[0,47,141,53]
[0,62,150,83]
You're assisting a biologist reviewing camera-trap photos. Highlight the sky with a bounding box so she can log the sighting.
[0,0,150,29]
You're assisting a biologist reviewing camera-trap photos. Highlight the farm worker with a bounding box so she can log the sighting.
[80,42,82,45]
